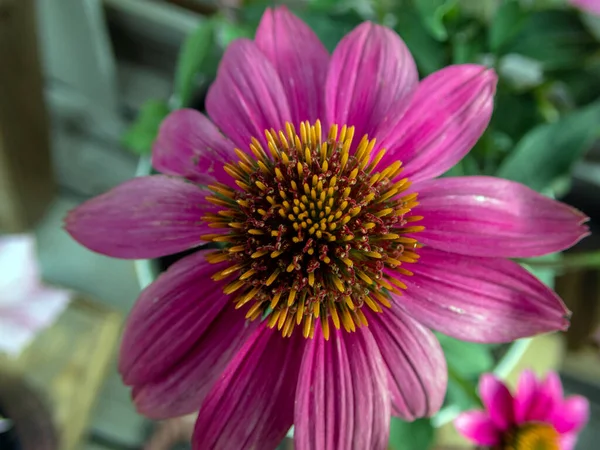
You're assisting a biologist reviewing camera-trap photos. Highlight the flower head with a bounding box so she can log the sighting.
[65,7,589,450]
[455,371,589,450]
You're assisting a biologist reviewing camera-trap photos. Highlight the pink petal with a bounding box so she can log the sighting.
[366,306,447,420]
[119,251,232,386]
[514,370,539,424]
[191,325,306,450]
[152,109,237,186]
[295,327,390,450]
[325,22,417,147]
[552,396,589,434]
[560,432,579,450]
[206,39,292,149]
[412,176,589,258]
[379,65,496,183]
[524,387,556,423]
[570,0,600,15]
[454,410,501,446]
[65,176,215,259]
[255,6,329,124]
[132,304,258,419]
[394,247,570,343]
[479,374,515,431]
[542,372,564,405]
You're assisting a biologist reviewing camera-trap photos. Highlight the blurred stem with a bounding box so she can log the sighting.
[447,366,482,407]
[518,251,600,272]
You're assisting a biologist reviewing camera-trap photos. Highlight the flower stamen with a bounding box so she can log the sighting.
[202,120,423,339]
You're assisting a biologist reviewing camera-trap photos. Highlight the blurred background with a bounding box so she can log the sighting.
[1,0,600,449]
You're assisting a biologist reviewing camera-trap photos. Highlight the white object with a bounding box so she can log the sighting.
[0,235,71,357]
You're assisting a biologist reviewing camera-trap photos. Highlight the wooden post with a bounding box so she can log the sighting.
[0,0,55,232]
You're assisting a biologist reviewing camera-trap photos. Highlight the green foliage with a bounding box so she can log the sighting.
[437,333,494,409]
[496,99,600,192]
[121,100,170,155]
[413,0,458,41]
[389,417,435,450]
[173,19,215,108]
[504,10,597,71]
[488,0,526,52]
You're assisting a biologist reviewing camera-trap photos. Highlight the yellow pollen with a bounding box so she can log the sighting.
[504,423,560,450]
[202,120,424,339]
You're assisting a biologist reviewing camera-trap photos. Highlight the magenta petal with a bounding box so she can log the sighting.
[152,109,236,186]
[132,304,258,419]
[412,176,589,258]
[395,247,570,343]
[380,65,496,183]
[255,6,329,124]
[552,396,589,434]
[119,251,231,385]
[454,411,501,446]
[191,325,305,450]
[366,306,447,420]
[514,370,539,424]
[325,22,417,146]
[560,432,579,450]
[479,374,515,432]
[542,372,564,406]
[65,176,215,259]
[524,387,556,423]
[206,39,292,149]
[295,327,390,450]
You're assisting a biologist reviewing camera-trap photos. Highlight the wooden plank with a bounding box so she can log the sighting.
[0,297,122,450]
[0,0,55,232]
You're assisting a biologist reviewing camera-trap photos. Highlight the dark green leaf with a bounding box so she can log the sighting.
[488,0,526,52]
[174,20,215,108]
[413,0,457,41]
[451,23,485,64]
[505,10,596,70]
[395,9,449,76]
[121,100,170,156]
[496,99,600,192]
[491,89,541,144]
[389,417,435,450]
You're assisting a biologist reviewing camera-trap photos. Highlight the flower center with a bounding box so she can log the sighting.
[502,423,560,450]
[202,120,423,339]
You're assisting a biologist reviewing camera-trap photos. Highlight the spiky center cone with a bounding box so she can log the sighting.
[202,121,423,340]
[500,422,560,450]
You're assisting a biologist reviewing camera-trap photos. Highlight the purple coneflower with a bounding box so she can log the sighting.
[65,7,589,449]
[455,371,589,450]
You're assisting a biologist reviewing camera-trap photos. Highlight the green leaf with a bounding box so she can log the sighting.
[413,0,458,41]
[451,23,485,64]
[491,89,541,144]
[505,10,597,70]
[437,334,495,377]
[521,252,560,289]
[174,20,215,108]
[394,9,449,76]
[292,10,361,52]
[496,99,600,192]
[488,0,526,52]
[389,417,435,450]
[121,100,170,155]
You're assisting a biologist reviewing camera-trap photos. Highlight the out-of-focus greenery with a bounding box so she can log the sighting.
[123,0,600,447]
